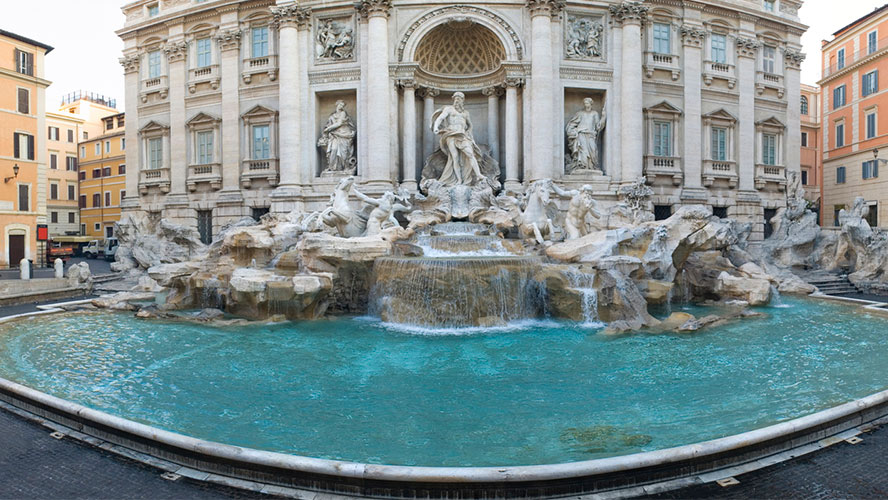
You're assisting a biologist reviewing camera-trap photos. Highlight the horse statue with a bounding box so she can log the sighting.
[516,179,558,244]
[321,176,367,237]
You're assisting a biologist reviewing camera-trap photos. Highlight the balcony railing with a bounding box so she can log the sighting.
[241,158,279,189]
[755,71,785,98]
[644,51,681,81]
[139,167,171,194]
[242,55,279,84]
[188,64,220,93]
[755,164,787,190]
[703,60,736,89]
[644,155,683,186]
[140,75,168,102]
[824,34,888,78]
[703,160,738,188]
[187,163,222,191]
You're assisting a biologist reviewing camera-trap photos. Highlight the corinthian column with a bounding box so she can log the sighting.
[401,80,417,191]
[784,48,805,190]
[610,1,648,184]
[736,36,759,193]
[526,0,562,182]
[216,28,243,196]
[119,53,141,212]
[504,77,522,190]
[358,0,393,189]
[270,4,310,212]
[680,24,705,196]
[419,87,439,161]
[163,39,188,200]
[483,86,502,163]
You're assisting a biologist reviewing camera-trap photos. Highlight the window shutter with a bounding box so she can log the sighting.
[27,134,34,160]
[13,133,19,159]
[875,70,879,93]
[25,52,33,76]
[17,89,28,114]
[876,160,880,178]
[14,49,21,72]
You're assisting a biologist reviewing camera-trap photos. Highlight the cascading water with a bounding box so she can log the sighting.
[770,284,790,308]
[563,269,602,325]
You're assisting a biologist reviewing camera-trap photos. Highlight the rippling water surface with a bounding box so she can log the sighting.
[0,297,886,467]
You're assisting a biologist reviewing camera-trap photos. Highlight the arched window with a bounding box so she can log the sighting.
[800,95,809,115]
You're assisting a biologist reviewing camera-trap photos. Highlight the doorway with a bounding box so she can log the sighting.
[8,234,25,268]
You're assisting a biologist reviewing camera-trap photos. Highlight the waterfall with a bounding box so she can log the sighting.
[665,285,674,315]
[563,269,603,326]
[770,284,790,308]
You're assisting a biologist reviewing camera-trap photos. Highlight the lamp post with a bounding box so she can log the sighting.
[4,164,19,183]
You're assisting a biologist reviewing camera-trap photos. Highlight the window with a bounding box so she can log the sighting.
[80,146,85,158]
[67,129,74,142]
[66,156,77,171]
[105,118,114,131]
[94,223,100,231]
[834,205,845,226]
[863,160,879,179]
[105,192,111,207]
[836,123,845,148]
[711,34,726,64]
[79,172,85,181]
[836,166,846,184]
[102,167,111,177]
[105,140,111,153]
[867,111,877,139]
[866,203,879,227]
[14,49,33,76]
[81,224,86,235]
[148,3,159,16]
[252,125,270,159]
[837,48,845,70]
[18,185,28,212]
[252,27,269,58]
[121,138,126,151]
[762,45,776,74]
[95,143,100,156]
[121,190,126,201]
[712,206,728,219]
[653,121,672,156]
[711,127,727,161]
[833,85,846,108]
[801,170,808,185]
[119,165,126,175]
[83,131,88,140]
[92,193,101,207]
[17,88,29,114]
[68,184,75,200]
[763,0,775,12]
[79,195,86,208]
[148,137,163,169]
[50,183,58,200]
[763,208,777,239]
[800,96,808,115]
[653,23,671,54]
[93,169,101,179]
[863,70,879,97]
[762,133,777,165]
[50,154,57,170]
[148,50,161,79]
[197,131,213,164]
[654,205,672,221]
[50,212,58,224]
[801,132,808,147]
[869,31,878,55]
[196,38,212,68]
[13,133,34,160]
[48,126,59,141]
[197,210,213,245]
[251,207,270,221]
[68,212,75,224]
[118,116,125,128]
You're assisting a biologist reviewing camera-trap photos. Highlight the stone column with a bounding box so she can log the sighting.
[163,40,188,200]
[401,81,417,191]
[217,28,243,197]
[419,87,439,161]
[483,86,501,163]
[270,5,310,212]
[784,49,805,190]
[119,53,141,211]
[736,36,759,193]
[504,78,522,190]
[680,25,705,198]
[358,0,393,190]
[526,0,561,182]
[610,1,648,184]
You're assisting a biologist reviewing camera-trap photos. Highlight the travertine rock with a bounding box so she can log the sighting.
[715,271,771,305]
[66,262,93,290]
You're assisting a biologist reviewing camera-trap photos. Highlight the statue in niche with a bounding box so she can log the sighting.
[552,183,602,240]
[317,19,355,60]
[566,97,606,174]
[566,16,603,59]
[431,92,485,187]
[318,100,356,175]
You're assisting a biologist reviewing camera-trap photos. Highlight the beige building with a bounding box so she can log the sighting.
[799,83,820,213]
[79,113,126,238]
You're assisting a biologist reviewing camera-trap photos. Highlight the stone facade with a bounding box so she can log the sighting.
[119,0,806,241]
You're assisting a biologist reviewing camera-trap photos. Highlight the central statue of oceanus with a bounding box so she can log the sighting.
[431,92,485,186]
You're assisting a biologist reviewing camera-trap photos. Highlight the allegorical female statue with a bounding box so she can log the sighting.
[566,97,606,173]
[318,100,356,174]
[431,92,485,186]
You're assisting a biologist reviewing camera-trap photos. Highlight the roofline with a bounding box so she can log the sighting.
[831,3,888,37]
[0,29,54,54]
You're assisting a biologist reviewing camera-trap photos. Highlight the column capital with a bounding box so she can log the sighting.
[417,87,440,98]
[397,78,417,90]
[504,76,525,88]
[357,0,392,19]
[271,5,312,29]
[783,48,805,70]
[680,25,706,48]
[525,0,564,18]
[609,1,649,26]
[119,54,140,74]
[482,86,504,97]
[215,28,243,51]
[163,40,188,63]
[734,36,760,59]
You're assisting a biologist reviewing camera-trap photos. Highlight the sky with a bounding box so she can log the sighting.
[0,0,884,110]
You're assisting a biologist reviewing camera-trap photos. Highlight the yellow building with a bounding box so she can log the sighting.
[79,113,125,238]
[0,29,52,267]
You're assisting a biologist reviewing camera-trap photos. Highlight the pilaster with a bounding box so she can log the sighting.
[784,48,805,183]
[163,39,188,203]
[217,28,243,199]
[119,53,142,211]
[681,25,706,198]
[526,0,563,182]
[736,36,759,194]
[611,1,649,184]
[358,0,394,190]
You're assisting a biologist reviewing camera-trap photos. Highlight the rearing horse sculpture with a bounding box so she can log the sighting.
[517,179,557,244]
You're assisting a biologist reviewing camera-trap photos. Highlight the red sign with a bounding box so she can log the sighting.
[37,224,48,241]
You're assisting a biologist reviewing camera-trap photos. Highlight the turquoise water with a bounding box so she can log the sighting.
[0,297,886,467]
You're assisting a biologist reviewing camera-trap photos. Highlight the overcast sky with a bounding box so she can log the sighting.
[0,0,883,110]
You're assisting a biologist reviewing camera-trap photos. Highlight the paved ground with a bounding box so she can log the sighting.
[0,257,112,280]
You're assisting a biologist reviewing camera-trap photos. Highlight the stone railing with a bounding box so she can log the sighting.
[703,60,736,89]
[140,75,168,103]
[755,71,785,98]
[755,164,787,190]
[702,160,738,188]
[240,158,279,189]
[139,167,171,194]
[644,51,681,81]
[644,155,683,186]
[188,64,220,93]
[242,55,278,84]
[187,163,222,191]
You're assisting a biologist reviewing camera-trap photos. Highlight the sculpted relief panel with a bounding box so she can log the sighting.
[316,16,355,62]
[564,14,605,61]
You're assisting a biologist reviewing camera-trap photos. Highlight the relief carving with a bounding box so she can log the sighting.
[565,15,604,60]
[316,18,355,61]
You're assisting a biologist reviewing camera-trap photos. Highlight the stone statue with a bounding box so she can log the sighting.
[566,97,606,173]
[565,16,603,59]
[317,19,354,60]
[318,100,356,175]
[431,92,485,186]
[552,183,602,240]
[517,179,559,244]
[321,176,365,237]
[353,189,412,237]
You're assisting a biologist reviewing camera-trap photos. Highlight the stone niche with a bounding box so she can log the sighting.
[563,88,607,177]
[315,90,358,177]
[426,91,493,157]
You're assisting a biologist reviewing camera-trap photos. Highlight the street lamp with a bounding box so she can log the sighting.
[4,164,19,183]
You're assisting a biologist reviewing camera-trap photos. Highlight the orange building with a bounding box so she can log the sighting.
[820,4,888,228]
[0,30,52,267]
[79,113,125,238]
[800,84,821,217]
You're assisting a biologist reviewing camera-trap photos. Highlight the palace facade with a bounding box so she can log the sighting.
[118,0,806,242]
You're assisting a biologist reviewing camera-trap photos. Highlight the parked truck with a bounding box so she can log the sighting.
[46,240,74,264]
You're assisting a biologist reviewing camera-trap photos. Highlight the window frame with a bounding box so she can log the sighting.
[196,37,212,68]
[147,50,162,79]
[869,30,878,55]
[652,23,671,55]
[761,133,777,166]
[710,33,727,64]
[762,45,776,74]
[836,166,846,184]
[866,109,877,140]
[800,95,808,115]
[836,122,845,148]
[833,85,846,109]
[837,48,845,70]
[17,87,29,114]
[252,26,269,58]
[862,70,879,97]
